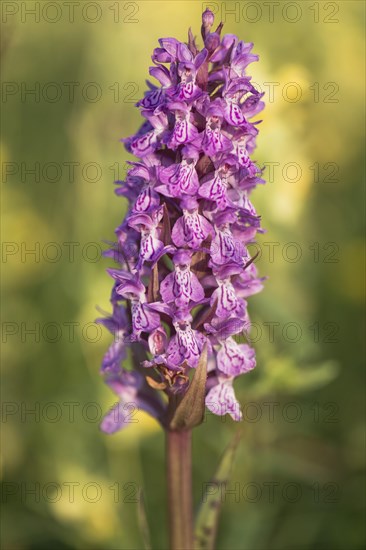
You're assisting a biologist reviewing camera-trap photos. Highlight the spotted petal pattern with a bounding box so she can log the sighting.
[99,9,265,432]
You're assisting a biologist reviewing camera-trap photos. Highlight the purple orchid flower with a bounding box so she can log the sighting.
[157,151,200,197]
[127,162,161,213]
[216,337,256,376]
[205,375,243,421]
[172,197,214,249]
[198,160,236,210]
[128,207,165,269]
[99,9,265,433]
[128,112,168,157]
[210,223,250,267]
[160,249,205,307]
[167,47,208,102]
[166,310,207,370]
[197,99,233,157]
[210,276,246,319]
[166,101,199,150]
[111,272,160,339]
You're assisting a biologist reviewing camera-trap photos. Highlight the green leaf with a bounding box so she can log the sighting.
[194,431,242,550]
[169,344,208,431]
[137,488,152,550]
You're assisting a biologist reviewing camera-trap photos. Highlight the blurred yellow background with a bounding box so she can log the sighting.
[1,1,365,549]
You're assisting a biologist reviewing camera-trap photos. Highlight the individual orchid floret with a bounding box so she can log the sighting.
[128,207,165,269]
[129,112,168,157]
[198,159,236,209]
[113,274,160,339]
[221,75,257,126]
[205,375,243,421]
[160,249,205,307]
[127,162,161,213]
[233,135,259,176]
[210,223,250,267]
[199,99,232,156]
[166,310,207,370]
[209,276,246,319]
[149,63,175,88]
[168,47,208,102]
[137,83,166,114]
[153,37,180,63]
[209,33,238,64]
[157,149,200,198]
[171,197,214,249]
[166,102,199,149]
[230,40,259,78]
[216,337,256,376]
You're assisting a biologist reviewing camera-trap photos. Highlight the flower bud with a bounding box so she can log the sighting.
[202,8,215,30]
[205,32,220,53]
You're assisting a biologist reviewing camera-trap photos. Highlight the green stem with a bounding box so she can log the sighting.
[166,429,193,550]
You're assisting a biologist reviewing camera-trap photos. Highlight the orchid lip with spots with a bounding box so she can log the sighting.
[98,9,265,433]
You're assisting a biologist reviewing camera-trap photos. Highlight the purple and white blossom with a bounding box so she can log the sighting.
[99,9,265,432]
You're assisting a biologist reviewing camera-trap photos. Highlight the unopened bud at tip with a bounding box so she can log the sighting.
[205,32,220,52]
[202,9,214,30]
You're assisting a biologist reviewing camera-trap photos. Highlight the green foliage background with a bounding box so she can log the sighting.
[1,1,365,548]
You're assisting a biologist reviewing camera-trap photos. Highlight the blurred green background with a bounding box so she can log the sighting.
[1,1,365,549]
